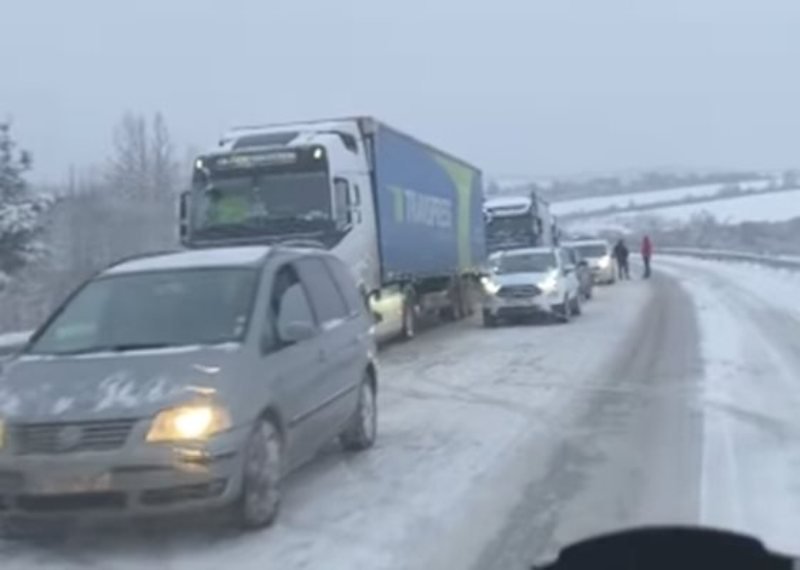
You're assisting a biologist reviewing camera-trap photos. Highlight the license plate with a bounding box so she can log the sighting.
[30,472,111,495]
[503,297,537,307]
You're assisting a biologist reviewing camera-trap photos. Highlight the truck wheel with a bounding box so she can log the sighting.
[234,419,282,530]
[482,309,497,328]
[401,293,417,340]
[340,373,377,451]
[459,281,473,318]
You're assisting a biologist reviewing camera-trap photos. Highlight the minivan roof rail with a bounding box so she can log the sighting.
[103,249,183,271]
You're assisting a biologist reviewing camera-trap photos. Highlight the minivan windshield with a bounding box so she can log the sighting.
[574,244,609,258]
[495,252,557,275]
[28,268,259,355]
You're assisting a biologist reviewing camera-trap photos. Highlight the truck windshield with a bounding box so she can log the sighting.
[496,252,556,274]
[28,268,259,356]
[487,215,533,237]
[191,170,333,237]
[486,214,537,249]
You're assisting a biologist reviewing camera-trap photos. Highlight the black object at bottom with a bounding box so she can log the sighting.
[533,527,792,570]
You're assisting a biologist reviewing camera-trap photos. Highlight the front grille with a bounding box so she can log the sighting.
[140,480,227,506]
[497,285,541,298]
[17,492,126,512]
[13,419,137,455]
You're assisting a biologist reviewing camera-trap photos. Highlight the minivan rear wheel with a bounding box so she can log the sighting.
[340,375,377,451]
[235,419,282,529]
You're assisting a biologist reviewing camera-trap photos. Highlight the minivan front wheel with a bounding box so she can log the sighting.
[340,375,377,451]
[236,419,282,529]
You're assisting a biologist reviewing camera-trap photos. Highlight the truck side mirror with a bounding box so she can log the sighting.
[349,205,362,224]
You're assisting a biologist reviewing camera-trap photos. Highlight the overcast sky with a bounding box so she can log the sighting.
[3,0,799,183]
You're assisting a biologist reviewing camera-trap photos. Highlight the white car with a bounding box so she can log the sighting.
[563,239,615,284]
[481,247,582,326]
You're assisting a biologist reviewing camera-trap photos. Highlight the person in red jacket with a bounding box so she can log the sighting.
[641,235,653,278]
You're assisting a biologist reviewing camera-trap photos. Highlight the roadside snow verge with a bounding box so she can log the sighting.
[660,247,800,271]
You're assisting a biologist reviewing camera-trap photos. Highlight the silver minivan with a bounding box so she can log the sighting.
[0,246,378,529]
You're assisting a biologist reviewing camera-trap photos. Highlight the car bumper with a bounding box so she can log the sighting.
[0,424,251,520]
[483,294,561,317]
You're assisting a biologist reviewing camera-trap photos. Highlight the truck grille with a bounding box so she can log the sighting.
[13,419,137,455]
[497,285,541,298]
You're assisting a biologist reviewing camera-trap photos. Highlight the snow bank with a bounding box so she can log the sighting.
[660,256,800,557]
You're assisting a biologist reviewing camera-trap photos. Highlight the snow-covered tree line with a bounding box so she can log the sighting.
[0,113,182,332]
[0,122,51,291]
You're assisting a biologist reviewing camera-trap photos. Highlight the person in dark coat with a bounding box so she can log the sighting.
[641,235,653,278]
[613,239,630,280]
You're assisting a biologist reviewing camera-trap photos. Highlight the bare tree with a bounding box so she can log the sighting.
[151,112,178,198]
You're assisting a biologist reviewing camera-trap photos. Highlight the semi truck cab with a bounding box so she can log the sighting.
[181,119,381,294]
[484,193,557,253]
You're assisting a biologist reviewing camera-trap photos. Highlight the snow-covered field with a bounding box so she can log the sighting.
[659,257,800,556]
[565,188,800,236]
[0,283,652,570]
[615,188,800,224]
[551,179,772,217]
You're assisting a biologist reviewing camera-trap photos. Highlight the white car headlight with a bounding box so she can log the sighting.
[539,277,559,294]
[598,256,611,269]
[481,276,501,295]
[146,404,232,442]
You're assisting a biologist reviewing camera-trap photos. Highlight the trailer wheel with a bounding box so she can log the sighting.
[459,279,474,317]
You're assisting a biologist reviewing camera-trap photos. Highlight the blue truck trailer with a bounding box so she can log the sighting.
[180,117,486,341]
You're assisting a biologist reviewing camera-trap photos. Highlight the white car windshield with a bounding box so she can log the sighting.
[495,252,556,274]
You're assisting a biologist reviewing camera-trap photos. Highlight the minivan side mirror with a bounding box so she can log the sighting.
[278,321,316,344]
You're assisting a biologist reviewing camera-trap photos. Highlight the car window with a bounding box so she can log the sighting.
[295,257,349,327]
[266,265,316,346]
[495,252,556,274]
[30,280,112,354]
[29,268,259,355]
[324,257,365,315]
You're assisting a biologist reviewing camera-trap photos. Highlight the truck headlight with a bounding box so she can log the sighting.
[146,404,232,442]
[598,256,611,269]
[481,276,501,295]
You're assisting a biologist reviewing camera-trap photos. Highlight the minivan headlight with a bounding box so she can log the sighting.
[598,255,611,269]
[146,404,232,442]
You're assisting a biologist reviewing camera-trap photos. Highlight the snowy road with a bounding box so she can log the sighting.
[3,258,800,569]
